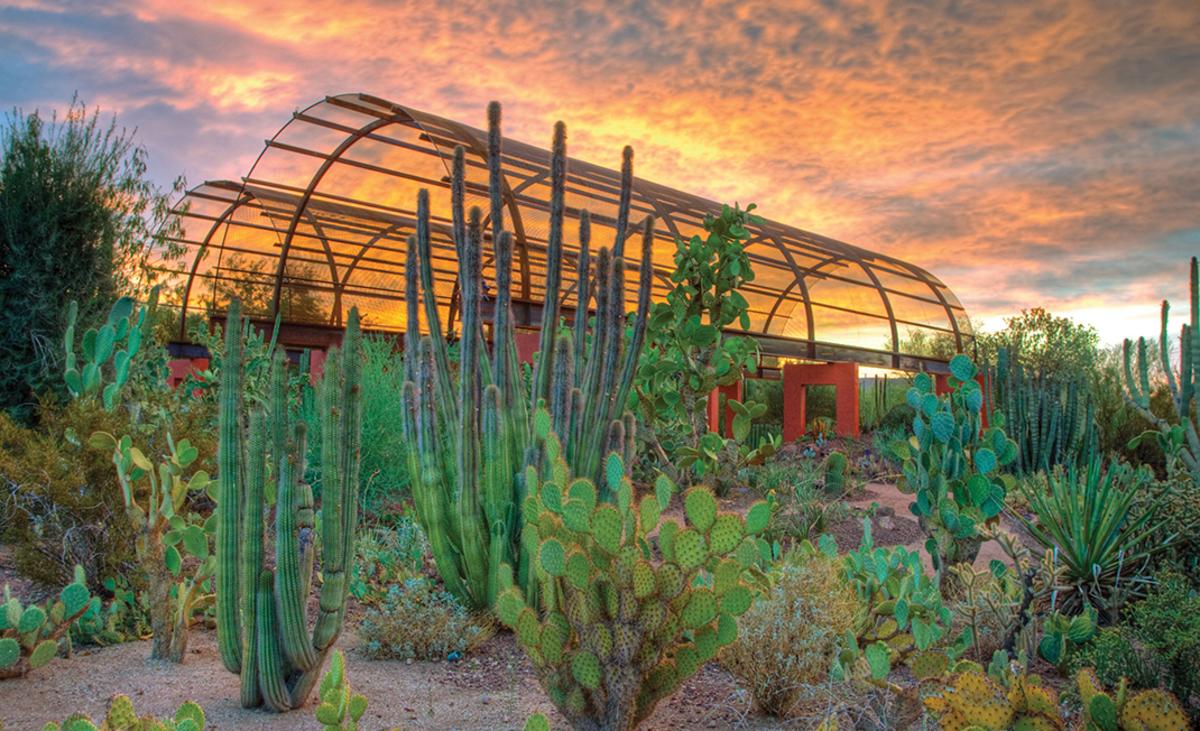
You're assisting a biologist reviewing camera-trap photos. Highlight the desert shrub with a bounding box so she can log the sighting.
[754,460,846,548]
[0,398,137,587]
[1068,626,1160,690]
[944,562,1024,662]
[878,402,915,433]
[1129,572,1200,720]
[348,522,428,606]
[720,553,861,717]
[358,575,490,661]
[1136,471,1200,583]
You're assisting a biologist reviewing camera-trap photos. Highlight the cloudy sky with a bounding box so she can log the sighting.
[3,0,1198,343]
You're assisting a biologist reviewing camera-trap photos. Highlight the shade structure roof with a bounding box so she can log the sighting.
[155,92,971,370]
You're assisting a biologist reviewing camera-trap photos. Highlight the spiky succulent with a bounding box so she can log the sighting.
[39,694,205,731]
[0,566,90,679]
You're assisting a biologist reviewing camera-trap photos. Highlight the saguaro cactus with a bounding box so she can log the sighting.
[215,298,362,711]
[1122,256,1199,480]
[401,102,654,610]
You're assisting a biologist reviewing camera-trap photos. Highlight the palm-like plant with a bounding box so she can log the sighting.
[1016,459,1172,620]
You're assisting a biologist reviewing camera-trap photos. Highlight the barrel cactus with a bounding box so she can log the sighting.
[0,566,90,679]
[401,102,653,611]
[214,298,363,711]
[493,413,768,730]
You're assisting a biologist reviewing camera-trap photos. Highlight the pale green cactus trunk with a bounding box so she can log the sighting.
[1122,256,1199,481]
[401,103,654,612]
[215,298,362,711]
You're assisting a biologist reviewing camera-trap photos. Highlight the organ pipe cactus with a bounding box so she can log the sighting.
[993,346,1098,476]
[493,414,769,731]
[1122,256,1199,481]
[215,298,363,711]
[0,566,90,679]
[401,102,653,610]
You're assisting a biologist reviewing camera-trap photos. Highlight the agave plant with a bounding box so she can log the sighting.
[1016,459,1172,620]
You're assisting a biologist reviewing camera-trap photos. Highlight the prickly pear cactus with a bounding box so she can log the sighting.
[0,566,91,679]
[314,650,389,731]
[63,290,159,411]
[924,668,1064,731]
[39,694,205,731]
[494,414,768,730]
[1036,606,1096,671]
[1077,668,1189,731]
[893,355,1018,580]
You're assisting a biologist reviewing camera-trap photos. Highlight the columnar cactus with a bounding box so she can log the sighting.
[215,298,363,711]
[0,567,91,679]
[401,103,653,610]
[493,413,768,731]
[993,346,1098,476]
[822,450,849,496]
[1077,668,1189,731]
[894,355,1018,581]
[1122,256,1199,481]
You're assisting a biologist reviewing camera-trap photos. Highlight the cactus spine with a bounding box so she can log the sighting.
[215,298,362,711]
[1122,256,1199,481]
[402,103,653,610]
[994,346,1098,475]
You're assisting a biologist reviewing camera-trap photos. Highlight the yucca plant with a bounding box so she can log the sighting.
[1016,459,1172,620]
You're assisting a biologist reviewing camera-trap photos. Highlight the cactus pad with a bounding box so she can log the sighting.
[540,539,567,577]
[590,505,623,554]
[572,650,602,690]
[517,608,541,649]
[674,529,706,571]
[0,637,18,668]
[708,514,743,555]
[684,488,718,532]
[1118,688,1189,731]
[524,713,550,731]
[565,551,592,590]
[105,695,138,729]
[681,589,717,629]
[638,495,661,533]
[744,501,770,534]
[718,585,752,616]
[632,561,657,599]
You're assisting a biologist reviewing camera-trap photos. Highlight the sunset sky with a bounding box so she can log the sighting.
[2,0,1198,344]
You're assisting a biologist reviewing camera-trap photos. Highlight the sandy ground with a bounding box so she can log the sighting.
[0,628,789,730]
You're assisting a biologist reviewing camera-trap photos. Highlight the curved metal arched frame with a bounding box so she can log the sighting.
[155,92,973,368]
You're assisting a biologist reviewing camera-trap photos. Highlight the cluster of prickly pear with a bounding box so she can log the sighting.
[822,450,849,496]
[1037,606,1096,671]
[40,694,205,731]
[63,290,158,411]
[924,668,1063,731]
[493,416,769,730]
[1077,668,1189,731]
[214,299,363,711]
[0,566,90,679]
[314,650,374,731]
[830,519,952,682]
[893,355,1018,580]
[86,429,214,662]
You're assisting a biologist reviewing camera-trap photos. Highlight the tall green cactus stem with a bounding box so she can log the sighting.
[494,414,769,731]
[215,299,362,711]
[402,103,654,611]
[1122,256,1199,481]
[994,346,1098,475]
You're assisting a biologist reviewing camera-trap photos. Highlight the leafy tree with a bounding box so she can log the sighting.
[976,308,1101,378]
[632,203,762,483]
[0,98,183,421]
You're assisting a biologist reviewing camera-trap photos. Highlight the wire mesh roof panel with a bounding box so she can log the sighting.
[153,92,972,368]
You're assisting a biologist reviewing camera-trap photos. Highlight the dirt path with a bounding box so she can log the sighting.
[0,629,786,730]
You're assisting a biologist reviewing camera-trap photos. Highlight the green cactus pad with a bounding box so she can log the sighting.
[524,713,551,731]
[516,608,541,649]
[59,583,89,618]
[674,529,706,572]
[707,513,743,555]
[716,612,738,646]
[909,650,950,681]
[683,488,717,532]
[566,685,587,714]
[718,585,752,616]
[565,551,592,590]
[562,499,592,532]
[540,538,567,577]
[541,481,564,513]
[590,505,623,554]
[949,354,976,382]
[674,644,700,679]
[496,587,526,627]
[658,520,680,562]
[589,624,614,659]
[632,561,656,599]
[734,538,759,568]
[638,495,661,533]
[744,501,770,534]
[931,412,955,443]
[571,650,602,690]
[27,638,58,669]
[523,495,541,525]
[540,613,570,665]
[105,695,138,728]
[0,636,19,668]
[654,474,674,509]
[712,559,742,594]
[681,589,718,629]
[568,477,598,512]
[18,605,46,634]
[693,626,718,662]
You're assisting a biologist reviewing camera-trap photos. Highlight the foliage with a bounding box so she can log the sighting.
[1077,667,1190,731]
[70,576,152,648]
[1036,605,1097,672]
[359,575,491,661]
[0,565,90,679]
[1129,572,1200,722]
[832,521,954,683]
[756,459,849,548]
[977,307,1102,380]
[720,552,861,717]
[1068,627,1160,691]
[632,203,761,483]
[993,346,1099,476]
[893,355,1016,580]
[1016,460,1169,619]
[349,523,427,606]
[0,98,185,421]
[493,434,769,731]
[923,667,1065,731]
[39,694,206,731]
[1121,256,1199,481]
[877,402,916,433]
[214,300,363,711]
[401,104,652,611]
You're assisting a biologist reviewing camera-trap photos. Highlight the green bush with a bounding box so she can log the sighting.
[358,575,491,661]
[1129,572,1200,721]
[878,402,916,433]
[720,553,861,716]
[348,523,428,606]
[1068,627,1160,691]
